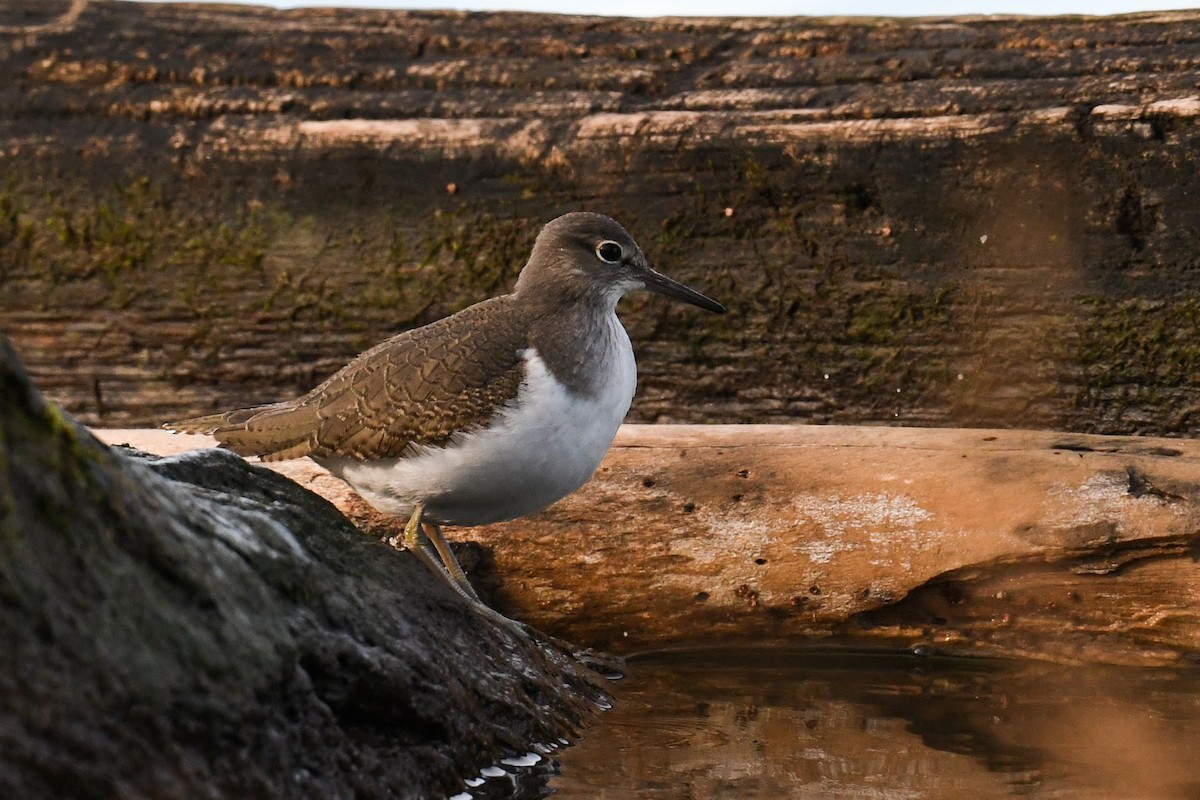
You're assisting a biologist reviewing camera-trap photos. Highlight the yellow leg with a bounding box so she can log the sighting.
[390,507,622,675]
[392,503,472,603]
[391,504,524,633]
[396,503,439,567]
[422,520,482,603]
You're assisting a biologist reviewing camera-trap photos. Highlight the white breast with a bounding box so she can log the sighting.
[320,313,637,526]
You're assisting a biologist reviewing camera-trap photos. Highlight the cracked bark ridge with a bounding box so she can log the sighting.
[0,333,606,799]
[5,3,1200,435]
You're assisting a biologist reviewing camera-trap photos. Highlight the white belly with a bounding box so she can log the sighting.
[318,323,636,526]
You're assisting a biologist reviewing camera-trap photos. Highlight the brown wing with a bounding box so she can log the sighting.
[165,297,528,461]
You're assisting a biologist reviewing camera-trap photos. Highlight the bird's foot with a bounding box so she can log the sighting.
[390,504,527,634]
[388,507,621,677]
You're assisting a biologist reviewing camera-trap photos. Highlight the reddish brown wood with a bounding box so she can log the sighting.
[102,423,1200,666]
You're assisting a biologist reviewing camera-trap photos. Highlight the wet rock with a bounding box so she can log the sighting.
[0,334,605,799]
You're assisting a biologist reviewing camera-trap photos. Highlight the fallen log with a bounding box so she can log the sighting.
[6,4,1200,436]
[102,423,1200,668]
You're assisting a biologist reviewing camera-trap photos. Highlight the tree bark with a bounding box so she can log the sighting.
[3,3,1200,434]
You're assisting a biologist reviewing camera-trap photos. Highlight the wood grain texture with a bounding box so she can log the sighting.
[100,423,1200,666]
[5,4,1200,435]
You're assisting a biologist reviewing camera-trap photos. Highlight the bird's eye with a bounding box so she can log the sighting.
[596,241,623,264]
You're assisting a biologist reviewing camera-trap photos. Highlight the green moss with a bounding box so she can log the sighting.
[846,288,952,347]
[404,204,533,308]
[35,176,163,283]
[0,380,110,543]
[742,156,772,198]
[0,426,11,528]
[1075,297,1200,413]
[41,403,109,479]
[0,169,283,316]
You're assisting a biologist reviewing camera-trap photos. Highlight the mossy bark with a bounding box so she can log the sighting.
[3,3,1200,434]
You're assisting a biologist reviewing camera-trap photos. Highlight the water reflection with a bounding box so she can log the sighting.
[546,648,1200,799]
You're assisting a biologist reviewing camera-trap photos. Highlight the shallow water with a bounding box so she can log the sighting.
[534,647,1200,799]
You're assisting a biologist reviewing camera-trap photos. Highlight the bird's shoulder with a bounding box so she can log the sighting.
[300,295,533,458]
[325,295,526,390]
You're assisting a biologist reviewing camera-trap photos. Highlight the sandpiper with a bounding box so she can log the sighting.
[167,212,725,614]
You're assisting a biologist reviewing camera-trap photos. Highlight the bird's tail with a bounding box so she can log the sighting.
[163,401,315,461]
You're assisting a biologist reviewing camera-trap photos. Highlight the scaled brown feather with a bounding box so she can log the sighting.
[165,297,530,462]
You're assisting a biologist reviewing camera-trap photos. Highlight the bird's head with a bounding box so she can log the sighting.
[516,212,726,314]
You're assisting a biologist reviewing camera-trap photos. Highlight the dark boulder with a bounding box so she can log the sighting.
[0,333,605,799]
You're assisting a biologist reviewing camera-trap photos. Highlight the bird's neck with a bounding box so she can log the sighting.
[525,299,627,398]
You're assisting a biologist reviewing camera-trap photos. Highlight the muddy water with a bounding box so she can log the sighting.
[541,648,1200,799]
